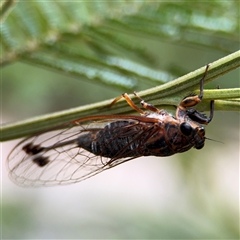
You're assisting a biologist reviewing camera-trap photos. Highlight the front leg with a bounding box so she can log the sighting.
[180,64,210,109]
[186,100,214,124]
[176,64,214,123]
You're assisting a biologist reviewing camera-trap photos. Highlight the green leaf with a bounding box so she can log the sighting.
[1,1,239,88]
[1,1,240,141]
[0,0,18,24]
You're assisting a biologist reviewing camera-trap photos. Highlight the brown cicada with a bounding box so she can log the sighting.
[7,65,214,187]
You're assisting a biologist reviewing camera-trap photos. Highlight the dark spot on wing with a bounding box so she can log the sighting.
[22,143,44,155]
[32,156,49,167]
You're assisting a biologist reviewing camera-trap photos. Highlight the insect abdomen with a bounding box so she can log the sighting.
[94,121,144,158]
[78,121,147,158]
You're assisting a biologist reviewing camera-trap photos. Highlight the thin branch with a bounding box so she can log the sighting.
[1,51,239,141]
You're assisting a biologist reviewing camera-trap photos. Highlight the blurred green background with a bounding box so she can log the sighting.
[1,1,239,239]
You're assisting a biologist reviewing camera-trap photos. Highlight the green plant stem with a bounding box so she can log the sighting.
[1,51,239,141]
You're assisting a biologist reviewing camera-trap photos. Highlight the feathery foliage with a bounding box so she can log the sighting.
[1,1,239,140]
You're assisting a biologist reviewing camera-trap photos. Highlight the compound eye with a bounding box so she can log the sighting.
[180,122,193,136]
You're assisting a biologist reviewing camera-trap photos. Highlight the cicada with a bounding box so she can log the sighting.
[7,65,214,187]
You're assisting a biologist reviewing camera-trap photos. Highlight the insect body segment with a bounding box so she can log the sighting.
[7,65,214,187]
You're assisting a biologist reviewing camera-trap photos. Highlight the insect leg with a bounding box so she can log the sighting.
[176,65,212,121]
[186,99,214,124]
[179,64,210,109]
[133,92,162,114]
[108,93,145,114]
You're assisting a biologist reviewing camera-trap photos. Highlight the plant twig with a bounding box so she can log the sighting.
[1,51,239,141]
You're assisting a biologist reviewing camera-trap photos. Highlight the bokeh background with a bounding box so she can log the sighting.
[1,1,239,239]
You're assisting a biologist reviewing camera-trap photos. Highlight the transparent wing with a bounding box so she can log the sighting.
[7,120,143,187]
